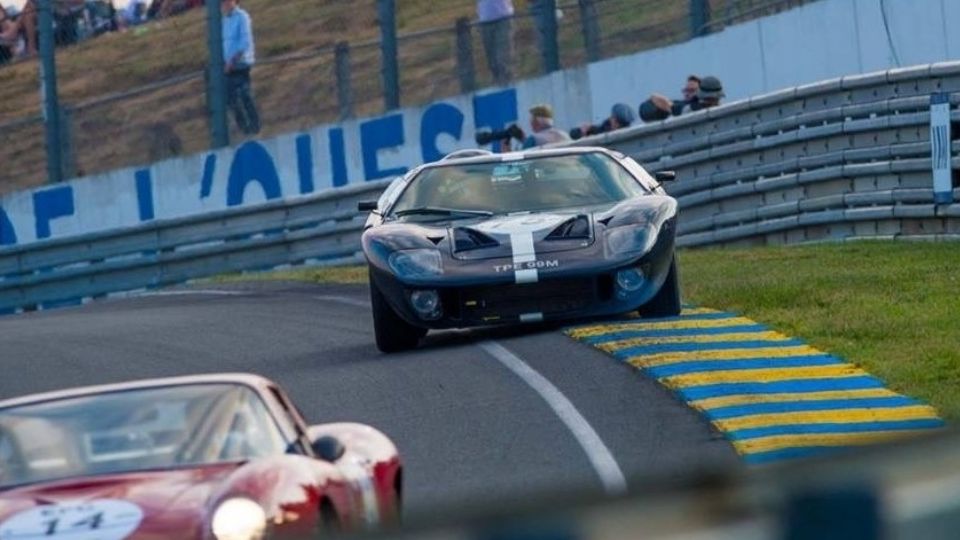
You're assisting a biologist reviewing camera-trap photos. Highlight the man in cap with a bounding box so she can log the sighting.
[522,104,571,149]
[694,75,725,108]
[570,103,635,140]
[498,104,571,151]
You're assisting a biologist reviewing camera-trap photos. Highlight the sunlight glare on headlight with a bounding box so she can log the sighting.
[211,498,267,540]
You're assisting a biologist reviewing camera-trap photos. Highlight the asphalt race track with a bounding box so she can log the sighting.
[0,282,740,521]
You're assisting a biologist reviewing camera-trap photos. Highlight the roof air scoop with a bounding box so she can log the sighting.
[453,227,500,252]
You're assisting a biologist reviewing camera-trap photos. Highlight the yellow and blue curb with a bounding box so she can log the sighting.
[566,308,945,465]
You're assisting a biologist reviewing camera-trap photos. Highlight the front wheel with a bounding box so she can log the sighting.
[370,274,426,353]
[638,256,681,318]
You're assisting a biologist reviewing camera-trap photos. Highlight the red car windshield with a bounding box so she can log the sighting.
[0,384,290,488]
[390,152,651,218]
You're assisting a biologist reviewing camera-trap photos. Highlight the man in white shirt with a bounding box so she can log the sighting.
[221,0,260,135]
[476,0,513,85]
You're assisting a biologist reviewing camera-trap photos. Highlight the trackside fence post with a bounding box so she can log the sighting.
[335,41,354,120]
[455,17,476,94]
[59,106,76,180]
[535,0,560,74]
[377,0,400,111]
[689,0,712,37]
[38,0,63,184]
[578,0,601,62]
[205,0,229,148]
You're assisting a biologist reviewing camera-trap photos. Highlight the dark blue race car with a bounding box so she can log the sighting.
[358,147,680,353]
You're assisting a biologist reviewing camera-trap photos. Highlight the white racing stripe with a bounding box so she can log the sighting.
[478,340,628,495]
[475,213,571,285]
[510,231,538,284]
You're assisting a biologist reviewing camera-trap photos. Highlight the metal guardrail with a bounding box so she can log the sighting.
[2,62,960,312]
[0,180,387,313]
[581,61,960,247]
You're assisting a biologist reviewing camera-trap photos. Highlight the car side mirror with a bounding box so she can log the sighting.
[312,435,345,462]
[358,201,378,212]
[654,171,677,183]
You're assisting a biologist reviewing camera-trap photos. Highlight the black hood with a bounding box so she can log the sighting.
[449,211,595,261]
[361,195,676,266]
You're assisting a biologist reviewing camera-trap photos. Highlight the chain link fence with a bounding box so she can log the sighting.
[0,0,820,195]
[0,115,45,193]
[706,0,815,32]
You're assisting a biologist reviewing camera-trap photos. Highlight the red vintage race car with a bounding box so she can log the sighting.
[0,373,402,540]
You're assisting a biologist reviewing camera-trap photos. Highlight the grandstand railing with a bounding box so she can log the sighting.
[1,62,958,312]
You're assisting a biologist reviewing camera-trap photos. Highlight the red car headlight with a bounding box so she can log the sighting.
[211,498,267,540]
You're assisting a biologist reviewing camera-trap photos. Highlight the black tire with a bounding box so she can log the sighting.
[317,499,340,534]
[638,255,681,318]
[370,274,426,353]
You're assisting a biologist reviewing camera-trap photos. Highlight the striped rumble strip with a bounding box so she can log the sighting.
[565,307,945,465]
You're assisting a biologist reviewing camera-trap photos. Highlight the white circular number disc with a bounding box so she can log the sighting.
[0,499,144,540]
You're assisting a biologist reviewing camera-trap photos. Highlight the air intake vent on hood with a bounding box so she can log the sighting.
[546,215,590,240]
[453,227,500,252]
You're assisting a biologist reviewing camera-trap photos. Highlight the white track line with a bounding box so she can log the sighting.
[134,290,249,297]
[478,340,628,495]
[314,295,372,309]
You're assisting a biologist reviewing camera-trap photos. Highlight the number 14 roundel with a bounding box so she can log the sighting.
[0,499,144,540]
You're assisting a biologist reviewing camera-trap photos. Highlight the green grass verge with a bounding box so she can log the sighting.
[679,241,960,422]
[223,241,960,420]
[210,265,368,285]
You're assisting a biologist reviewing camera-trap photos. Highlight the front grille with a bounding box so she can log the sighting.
[455,277,600,322]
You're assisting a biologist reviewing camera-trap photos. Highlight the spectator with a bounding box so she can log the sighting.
[640,75,725,122]
[53,0,86,46]
[84,1,120,37]
[18,0,36,56]
[477,0,513,85]
[0,4,18,64]
[693,75,725,109]
[221,0,260,135]
[121,0,150,26]
[570,103,635,140]
[640,75,700,123]
[146,0,200,20]
[500,104,570,151]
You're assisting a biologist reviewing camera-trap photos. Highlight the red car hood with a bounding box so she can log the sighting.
[0,464,240,540]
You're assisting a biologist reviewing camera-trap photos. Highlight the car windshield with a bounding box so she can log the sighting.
[0,384,290,489]
[389,152,650,219]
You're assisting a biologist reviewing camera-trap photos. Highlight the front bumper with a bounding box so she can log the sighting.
[369,239,675,330]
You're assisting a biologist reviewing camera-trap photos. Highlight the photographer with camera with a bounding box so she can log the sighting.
[639,75,725,123]
[475,104,570,152]
[569,103,635,140]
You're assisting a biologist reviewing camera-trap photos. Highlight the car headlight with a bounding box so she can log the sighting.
[388,249,442,277]
[605,225,656,257]
[211,498,267,540]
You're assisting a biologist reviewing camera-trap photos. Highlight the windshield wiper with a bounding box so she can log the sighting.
[394,207,493,218]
